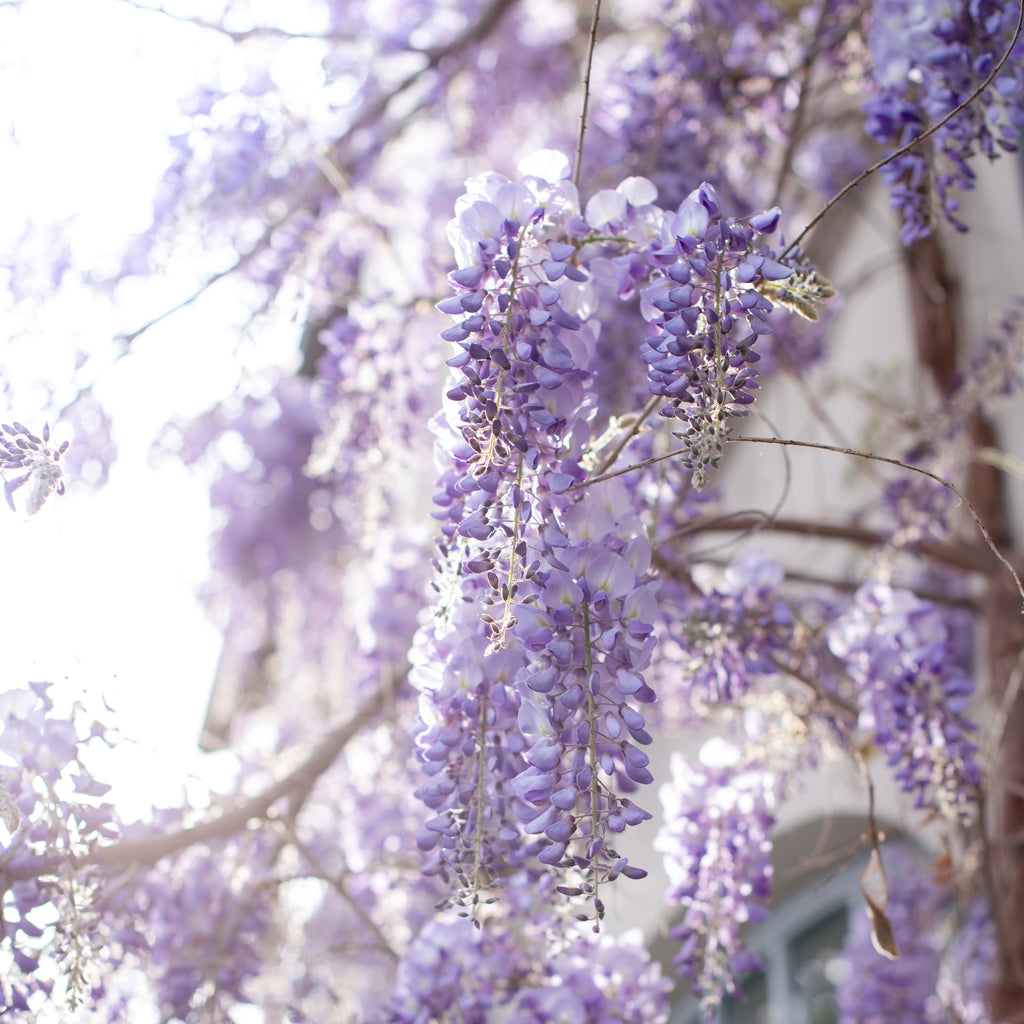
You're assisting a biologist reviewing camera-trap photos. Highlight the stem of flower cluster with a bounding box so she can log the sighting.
[492,456,525,651]
[471,690,490,919]
[484,228,527,468]
[583,602,601,930]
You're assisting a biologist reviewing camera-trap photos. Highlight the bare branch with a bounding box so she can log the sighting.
[728,434,1024,605]
[673,511,1006,577]
[283,825,401,964]
[3,680,402,882]
[573,0,603,191]
[113,212,293,348]
[769,0,834,208]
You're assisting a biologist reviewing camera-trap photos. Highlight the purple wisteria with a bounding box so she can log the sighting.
[387,907,670,1024]
[0,421,67,514]
[0,685,123,1014]
[4,0,1024,1017]
[414,155,667,918]
[592,0,868,214]
[506,479,659,898]
[656,749,777,1016]
[103,824,276,1021]
[639,183,796,488]
[864,0,1024,242]
[415,151,603,907]
[828,582,982,821]
[658,551,794,712]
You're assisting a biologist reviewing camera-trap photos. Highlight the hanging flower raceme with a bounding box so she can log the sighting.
[414,152,602,909]
[660,551,794,713]
[827,582,982,821]
[656,748,777,1016]
[431,150,599,632]
[415,155,666,918]
[411,605,538,905]
[863,0,1024,243]
[639,183,796,488]
[507,479,659,920]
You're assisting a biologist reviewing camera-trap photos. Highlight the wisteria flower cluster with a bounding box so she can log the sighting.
[593,0,867,214]
[864,0,1024,242]
[388,907,670,1024]
[415,155,669,917]
[387,911,527,1024]
[5,0,1024,1018]
[102,824,278,1022]
[0,685,123,1013]
[506,480,659,895]
[659,550,794,712]
[0,421,67,514]
[827,582,982,820]
[504,928,671,1024]
[639,183,793,488]
[656,749,777,1016]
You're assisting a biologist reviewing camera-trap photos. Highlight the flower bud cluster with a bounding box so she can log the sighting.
[864,0,1024,243]
[105,819,277,1022]
[0,685,124,1013]
[661,551,793,712]
[0,420,68,514]
[827,582,981,820]
[656,750,776,1015]
[507,480,658,902]
[416,156,665,914]
[639,183,792,488]
[388,907,669,1024]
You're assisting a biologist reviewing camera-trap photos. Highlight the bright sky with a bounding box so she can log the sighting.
[0,0,262,814]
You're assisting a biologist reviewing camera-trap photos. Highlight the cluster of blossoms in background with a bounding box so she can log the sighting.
[828,582,981,822]
[2,0,1024,1020]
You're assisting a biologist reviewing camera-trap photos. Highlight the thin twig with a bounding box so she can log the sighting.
[590,395,661,478]
[785,0,1024,254]
[770,0,834,208]
[284,826,401,963]
[114,212,292,347]
[985,649,1024,772]
[573,0,603,191]
[670,511,1003,577]
[580,433,1022,595]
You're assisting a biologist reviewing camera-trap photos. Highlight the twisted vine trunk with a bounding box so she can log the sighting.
[904,232,1024,1020]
